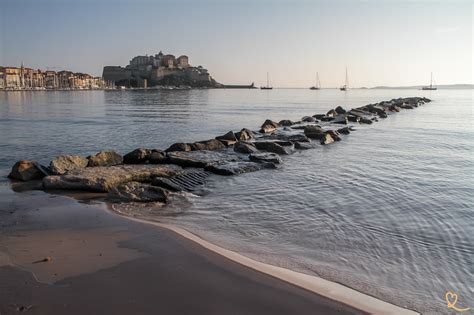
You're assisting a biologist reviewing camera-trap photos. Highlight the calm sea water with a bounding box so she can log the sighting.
[0,89,472,314]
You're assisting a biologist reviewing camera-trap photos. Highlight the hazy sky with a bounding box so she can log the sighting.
[1,0,472,87]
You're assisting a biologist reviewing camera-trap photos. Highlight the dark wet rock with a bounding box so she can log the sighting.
[337,127,351,135]
[249,152,283,164]
[312,114,325,120]
[331,114,348,125]
[400,104,415,109]
[304,125,325,139]
[233,141,258,154]
[320,116,335,122]
[287,134,310,143]
[347,115,360,123]
[87,151,123,167]
[192,139,226,151]
[8,160,46,181]
[42,164,182,192]
[50,155,88,175]
[205,161,275,176]
[165,143,193,152]
[215,131,238,146]
[366,105,387,118]
[326,109,338,117]
[148,150,168,164]
[359,117,373,124]
[294,142,314,150]
[388,105,401,112]
[253,141,290,155]
[152,171,209,192]
[235,128,255,141]
[302,116,316,122]
[260,119,280,133]
[326,130,341,141]
[123,148,152,164]
[290,124,308,130]
[108,182,168,203]
[320,133,335,145]
[335,106,346,114]
[167,150,240,168]
[278,119,294,126]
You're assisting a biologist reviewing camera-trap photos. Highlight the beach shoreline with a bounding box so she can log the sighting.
[0,187,419,315]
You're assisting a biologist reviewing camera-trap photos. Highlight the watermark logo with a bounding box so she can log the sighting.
[445,291,470,312]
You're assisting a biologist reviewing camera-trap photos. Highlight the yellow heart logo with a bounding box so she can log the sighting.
[445,291,471,312]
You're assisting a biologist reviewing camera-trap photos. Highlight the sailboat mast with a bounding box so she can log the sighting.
[266,72,269,88]
[345,67,348,88]
[430,72,433,88]
[316,72,320,88]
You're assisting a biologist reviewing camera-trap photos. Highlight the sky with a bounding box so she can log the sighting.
[1,0,472,87]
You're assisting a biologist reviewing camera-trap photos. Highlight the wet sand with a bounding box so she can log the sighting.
[0,189,366,315]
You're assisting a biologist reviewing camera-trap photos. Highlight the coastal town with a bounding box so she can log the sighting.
[0,52,220,90]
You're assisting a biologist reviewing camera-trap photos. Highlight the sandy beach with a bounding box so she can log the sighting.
[0,186,371,315]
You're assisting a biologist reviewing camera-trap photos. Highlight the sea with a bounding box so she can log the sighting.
[0,88,472,314]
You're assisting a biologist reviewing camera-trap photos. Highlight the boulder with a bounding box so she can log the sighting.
[152,170,208,192]
[320,133,335,145]
[302,116,316,122]
[400,104,415,110]
[320,116,335,122]
[235,128,255,141]
[347,115,360,123]
[165,143,193,152]
[108,182,168,203]
[294,142,314,150]
[278,120,294,126]
[215,131,238,146]
[50,155,88,175]
[335,106,346,114]
[42,164,182,192]
[359,117,373,124]
[8,160,46,181]
[233,141,258,154]
[192,139,226,151]
[167,150,240,168]
[331,114,348,125]
[123,148,152,164]
[148,150,168,164]
[326,130,341,141]
[249,152,282,164]
[326,109,338,117]
[337,127,351,135]
[287,134,310,143]
[253,141,290,155]
[205,161,275,176]
[388,105,401,112]
[260,119,280,133]
[312,114,325,120]
[88,151,123,167]
[304,125,325,139]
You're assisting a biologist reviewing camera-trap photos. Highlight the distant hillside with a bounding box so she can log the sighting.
[371,84,473,90]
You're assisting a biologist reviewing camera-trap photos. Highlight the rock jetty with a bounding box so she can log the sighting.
[8,97,430,203]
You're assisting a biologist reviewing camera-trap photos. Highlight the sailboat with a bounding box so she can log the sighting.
[310,72,321,90]
[260,72,273,90]
[340,67,348,91]
[422,72,437,90]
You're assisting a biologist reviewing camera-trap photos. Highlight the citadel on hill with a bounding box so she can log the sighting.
[103,51,221,88]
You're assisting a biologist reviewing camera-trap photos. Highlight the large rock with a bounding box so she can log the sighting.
[192,139,226,151]
[294,142,314,150]
[167,150,240,168]
[88,151,123,167]
[326,130,341,141]
[123,148,152,164]
[165,143,193,152]
[304,125,325,139]
[50,155,88,175]
[8,160,46,181]
[326,109,338,117]
[42,164,182,192]
[152,170,209,192]
[205,161,275,176]
[337,127,351,135]
[335,106,346,114]
[253,141,290,155]
[148,150,168,164]
[287,134,310,143]
[235,128,255,141]
[249,152,282,164]
[320,133,335,145]
[278,120,294,126]
[215,131,238,146]
[302,116,316,122]
[260,119,280,133]
[108,182,168,203]
[233,141,258,154]
[331,114,348,125]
